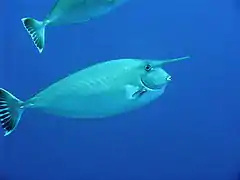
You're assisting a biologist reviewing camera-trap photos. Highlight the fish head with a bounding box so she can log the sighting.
[140,62,171,91]
[136,56,190,91]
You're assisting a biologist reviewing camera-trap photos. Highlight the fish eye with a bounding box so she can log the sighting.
[144,64,152,72]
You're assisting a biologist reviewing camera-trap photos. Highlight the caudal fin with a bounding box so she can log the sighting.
[21,17,46,53]
[0,88,24,136]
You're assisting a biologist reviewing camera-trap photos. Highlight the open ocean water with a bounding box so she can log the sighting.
[1,0,240,179]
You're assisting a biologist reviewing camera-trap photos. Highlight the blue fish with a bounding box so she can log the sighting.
[21,0,128,53]
[0,56,189,136]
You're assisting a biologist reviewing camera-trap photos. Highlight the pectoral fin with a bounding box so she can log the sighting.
[125,85,147,100]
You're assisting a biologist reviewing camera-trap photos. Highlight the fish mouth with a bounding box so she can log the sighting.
[140,78,166,91]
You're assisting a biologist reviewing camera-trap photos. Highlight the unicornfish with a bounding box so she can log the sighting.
[0,56,190,136]
[21,0,128,53]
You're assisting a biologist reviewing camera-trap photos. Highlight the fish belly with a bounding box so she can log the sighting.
[29,88,138,118]
[28,85,166,119]
[46,0,119,25]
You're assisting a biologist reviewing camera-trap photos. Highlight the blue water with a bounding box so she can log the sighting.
[1,0,240,179]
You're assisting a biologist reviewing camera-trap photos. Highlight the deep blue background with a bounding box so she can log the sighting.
[1,0,240,179]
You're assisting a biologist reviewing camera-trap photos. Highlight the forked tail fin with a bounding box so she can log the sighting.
[0,88,25,136]
[21,17,46,53]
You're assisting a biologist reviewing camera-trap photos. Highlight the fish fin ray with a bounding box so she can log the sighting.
[21,17,46,53]
[0,88,25,136]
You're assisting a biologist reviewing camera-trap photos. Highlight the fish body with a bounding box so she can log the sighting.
[26,59,165,118]
[21,0,127,53]
[46,0,127,25]
[0,56,189,136]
